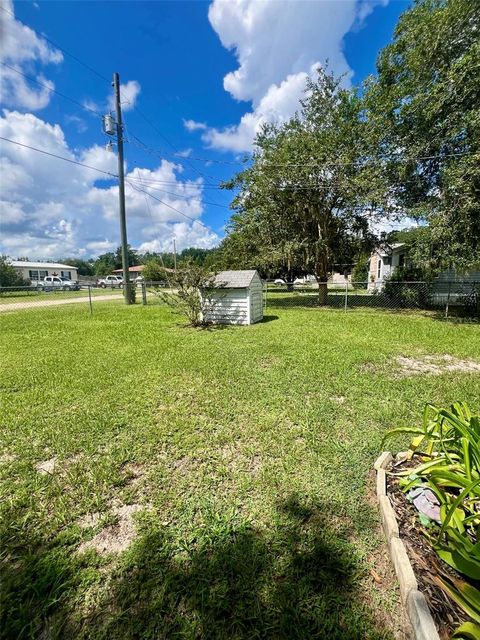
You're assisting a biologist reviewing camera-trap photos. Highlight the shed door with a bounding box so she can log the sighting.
[250,292,262,322]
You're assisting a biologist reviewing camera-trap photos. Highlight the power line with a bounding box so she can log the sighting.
[0,136,117,177]
[126,180,213,231]
[129,171,229,208]
[0,4,109,83]
[0,62,104,117]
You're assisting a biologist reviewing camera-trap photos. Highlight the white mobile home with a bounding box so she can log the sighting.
[10,261,79,283]
[204,270,264,325]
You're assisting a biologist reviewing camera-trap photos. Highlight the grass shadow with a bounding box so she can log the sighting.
[259,314,279,323]
[62,495,392,640]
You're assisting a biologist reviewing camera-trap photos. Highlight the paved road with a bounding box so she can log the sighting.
[0,294,121,312]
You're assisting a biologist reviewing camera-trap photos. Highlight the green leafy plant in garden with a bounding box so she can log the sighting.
[383,403,480,637]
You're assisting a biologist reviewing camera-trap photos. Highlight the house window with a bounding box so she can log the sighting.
[399,254,405,267]
[39,270,48,279]
[377,259,382,279]
[29,269,39,280]
[383,257,391,266]
[61,271,71,279]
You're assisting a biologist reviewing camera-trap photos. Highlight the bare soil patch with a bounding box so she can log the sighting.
[35,457,57,475]
[77,512,103,530]
[78,503,143,555]
[0,453,16,465]
[121,462,145,486]
[396,355,480,377]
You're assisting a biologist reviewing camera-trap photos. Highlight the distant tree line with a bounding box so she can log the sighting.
[54,246,221,278]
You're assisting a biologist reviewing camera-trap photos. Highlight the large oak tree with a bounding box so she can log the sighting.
[222,69,379,303]
[364,0,480,271]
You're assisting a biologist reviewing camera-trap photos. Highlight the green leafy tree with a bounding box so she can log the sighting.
[364,0,480,271]
[351,257,370,285]
[142,259,171,282]
[153,263,219,327]
[114,244,139,269]
[58,258,95,276]
[94,252,116,276]
[0,256,26,287]
[223,68,378,302]
[141,251,175,270]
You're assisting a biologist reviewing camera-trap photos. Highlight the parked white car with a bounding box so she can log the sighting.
[97,275,123,288]
[36,276,80,291]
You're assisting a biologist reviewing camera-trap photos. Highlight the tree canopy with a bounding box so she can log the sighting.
[219,0,479,282]
[364,0,480,271]
[221,68,378,299]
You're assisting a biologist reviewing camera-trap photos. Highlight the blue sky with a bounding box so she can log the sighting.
[0,0,408,259]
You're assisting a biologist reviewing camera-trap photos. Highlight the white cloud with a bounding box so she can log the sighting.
[109,80,141,113]
[86,239,116,252]
[65,114,88,133]
[85,80,142,115]
[177,148,193,158]
[0,0,63,110]
[188,0,388,152]
[183,119,207,132]
[138,221,219,253]
[203,65,315,152]
[0,110,219,258]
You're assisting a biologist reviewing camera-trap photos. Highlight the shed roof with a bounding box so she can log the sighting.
[214,270,258,289]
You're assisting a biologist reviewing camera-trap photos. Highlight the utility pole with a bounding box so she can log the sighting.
[113,72,131,304]
[173,237,177,271]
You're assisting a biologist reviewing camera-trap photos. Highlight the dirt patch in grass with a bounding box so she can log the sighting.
[172,456,194,475]
[0,453,16,465]
[77,511,103,530]
[363,354,480,378]
[78,503,143,555]
[121,462,145,486]
[396,355,480,377]
[35,457,57,475]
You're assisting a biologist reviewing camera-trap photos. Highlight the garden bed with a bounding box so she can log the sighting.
[376,451,477,640]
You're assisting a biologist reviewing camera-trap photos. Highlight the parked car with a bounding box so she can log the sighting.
[35,276,80,291]
[274,278,286,285]
[97,275,123,288]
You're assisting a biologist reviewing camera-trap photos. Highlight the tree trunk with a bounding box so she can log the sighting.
[315,262,329,305]
[316,219,329,305]
[318,281,328,305]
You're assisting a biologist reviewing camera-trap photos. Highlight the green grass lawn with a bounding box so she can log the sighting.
[1,301,479,639]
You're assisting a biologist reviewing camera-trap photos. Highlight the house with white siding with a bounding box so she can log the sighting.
[367,243,406,291]
[203,270,264,325]
[10,260,79,283]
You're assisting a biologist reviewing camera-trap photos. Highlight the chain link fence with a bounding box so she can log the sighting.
[264,280,480,318]
[0,284,127,313]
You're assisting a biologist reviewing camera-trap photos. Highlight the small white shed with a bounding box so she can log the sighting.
[204,270,264,325]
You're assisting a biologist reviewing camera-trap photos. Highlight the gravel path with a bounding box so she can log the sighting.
[0,294,121,312]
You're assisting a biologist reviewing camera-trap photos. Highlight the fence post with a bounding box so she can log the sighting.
[445,281,451,319]
[344,280,348,313]
[88,285,93,316]
[142,282,147,305]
